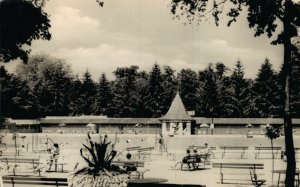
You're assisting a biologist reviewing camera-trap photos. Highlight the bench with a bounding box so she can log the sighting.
[212,162,265,185]
[250,167,267,187]
[180,155,208,171]
[254,146,282,159]
[188,146,216,158]
[1,158,41,176]
[134,147,154,160]
[126,146,141,152]
[219,146,249,159]
[126,147,154,160]
[2,158,40,166]
[128,180,206,187]
[0,149,21,156]
[112,160,148,179]
[2,176,68,187]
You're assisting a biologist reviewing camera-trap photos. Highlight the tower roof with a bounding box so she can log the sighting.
[160,92,193,121]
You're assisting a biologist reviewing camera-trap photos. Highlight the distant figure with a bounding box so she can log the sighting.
[48,143,60,171]
[203,143,212,160]
[159,134,165,153]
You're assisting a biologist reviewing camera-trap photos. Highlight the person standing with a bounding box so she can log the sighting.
[48,143,60,171]
[203,143,212,160]
[158,134,165,153]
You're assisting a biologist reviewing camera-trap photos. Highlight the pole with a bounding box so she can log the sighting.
[46,135,48,150]
[32,134,34,152]
[113,132,118,150]
[14,132,17,167]
[210,108,214,135]
[211,117,213,135]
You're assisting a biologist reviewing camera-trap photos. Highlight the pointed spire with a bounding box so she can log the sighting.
[160,92,193,120]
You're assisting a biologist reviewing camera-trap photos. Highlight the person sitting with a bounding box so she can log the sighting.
[171,149,192,169]
[122,153,138,178]
[124,153,137,172]
[192,148,200,169]
[193,148,200,160]
[182,149,194,170]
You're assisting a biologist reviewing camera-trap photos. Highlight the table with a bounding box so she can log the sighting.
[272,169,300,187]
[128,178,168,186]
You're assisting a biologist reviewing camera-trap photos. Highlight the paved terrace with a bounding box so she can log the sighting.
[0,133,299,187]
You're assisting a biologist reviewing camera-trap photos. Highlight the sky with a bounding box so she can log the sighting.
[3,0,284,80]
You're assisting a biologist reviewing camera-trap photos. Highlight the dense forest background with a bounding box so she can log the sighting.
[1,54,300,119]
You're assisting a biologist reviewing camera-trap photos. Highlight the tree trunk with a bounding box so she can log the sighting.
[283,1,296,186]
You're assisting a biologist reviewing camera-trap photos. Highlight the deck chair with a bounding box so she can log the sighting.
[249,167,266,187]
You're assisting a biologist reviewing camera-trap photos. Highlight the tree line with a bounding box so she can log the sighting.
[1,54,300,119]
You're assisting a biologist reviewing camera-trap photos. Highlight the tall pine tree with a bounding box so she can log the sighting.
[161,66,178,115]
[196,64,218,117]
[0,66,14,120]
[230,61,251,117]
[214,62,238,117]
[81,70,96,115]
[16,55,72,116]
[93,73,113,116]
[112,66,141,117]
[178,68,198,111]
[252,59,281,117]
[144,64,164,117]
[68,75,83,116]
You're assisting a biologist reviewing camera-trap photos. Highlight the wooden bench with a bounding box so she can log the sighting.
[2,158,40,166]
[2,176,68,187]
[180,155,208,171]
[126,146,141,152]
[0,149,21,156]
[188,145,216,158]
[254,146,282,159]
[1,157,41,176]
[126,147,154,160]
[128,180,206,187]
[219,146,249,159]
[250,167,267,187]
[112,160,148,179]
[134,147,154,160]
[212,162,265,185]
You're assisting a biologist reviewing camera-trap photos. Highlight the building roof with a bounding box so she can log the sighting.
[194,117,300,125]
[40,117,160,124]
[160,92,193,121]
[6,118,39,126]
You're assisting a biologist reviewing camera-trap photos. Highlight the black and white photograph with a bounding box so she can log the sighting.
[1,0,300,186]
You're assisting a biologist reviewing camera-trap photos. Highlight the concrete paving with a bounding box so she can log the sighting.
[1,133,298,187]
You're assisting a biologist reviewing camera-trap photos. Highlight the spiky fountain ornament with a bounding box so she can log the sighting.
[69,133,129,187]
